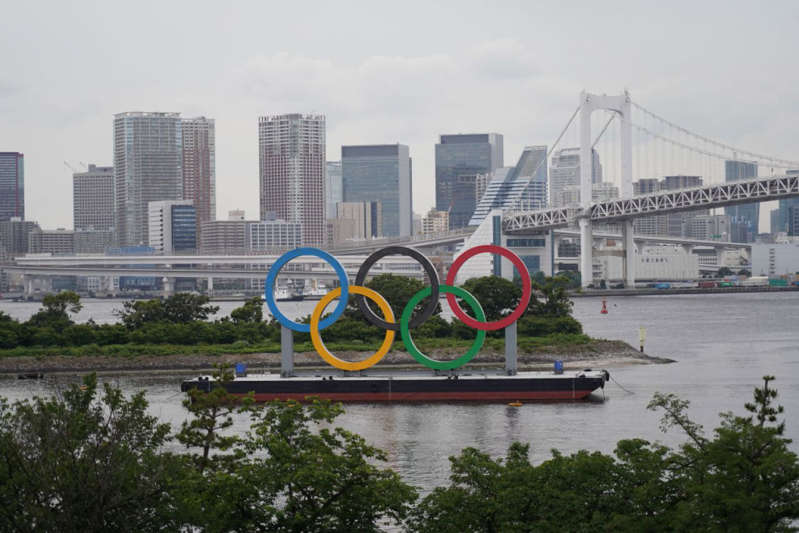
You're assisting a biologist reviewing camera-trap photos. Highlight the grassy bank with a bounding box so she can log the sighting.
[0,333,592,358]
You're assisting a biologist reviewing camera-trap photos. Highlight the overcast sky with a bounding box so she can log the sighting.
[2,0,798,230]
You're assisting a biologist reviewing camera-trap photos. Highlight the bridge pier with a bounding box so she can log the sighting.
[207,276,214,295]
[622,220,635,288]
[579,218,593,288]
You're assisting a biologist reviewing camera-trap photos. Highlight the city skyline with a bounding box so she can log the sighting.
[3,1,798,232]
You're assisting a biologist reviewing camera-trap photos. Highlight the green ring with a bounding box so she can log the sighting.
[400,284,486,370]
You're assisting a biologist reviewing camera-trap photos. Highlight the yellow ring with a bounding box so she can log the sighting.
[310,286,395,371]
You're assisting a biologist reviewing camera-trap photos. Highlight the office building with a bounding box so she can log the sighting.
[72,164,115,252]
[341,144,412,237]
[325,161,342,221]
[422,209,449,235]
[686,214,731,241]
[199,220,248,255]
[549,147,602,207]
[258,113,326,245]
[789,206,799,237]
[28,228,75,255]
[724,160,759,242]
[435,133,503,227]
[0,152,24,221]
[0,218,39,257]
[181,117,216,230]
[468,146,550,226]
[247,218,302,251]
[772,170,799,234]
[450,174,486,228]
[328,201,382,244]
[148,200,197,254]
[114,112,183,247]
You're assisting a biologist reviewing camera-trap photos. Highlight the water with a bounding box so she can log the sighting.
[1,293,797,492]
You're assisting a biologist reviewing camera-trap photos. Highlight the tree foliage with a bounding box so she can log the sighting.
[0,375,177,532]
[115,293,220,327]
[409,376,799,532]
[230,296,264,324]
[26,290,83,328]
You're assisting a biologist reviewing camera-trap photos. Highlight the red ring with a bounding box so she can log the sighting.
[445,245,532,331]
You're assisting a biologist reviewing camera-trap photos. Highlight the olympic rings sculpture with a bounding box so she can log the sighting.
[264,244,532,372]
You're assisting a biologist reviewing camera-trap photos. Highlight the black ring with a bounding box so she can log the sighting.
[354,246,440,331]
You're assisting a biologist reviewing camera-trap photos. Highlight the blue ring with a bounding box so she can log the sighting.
[264,247,349,333]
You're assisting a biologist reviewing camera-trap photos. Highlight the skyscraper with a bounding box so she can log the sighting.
[73,164,115,231]
[724,160,759,242]
[181,117,216,230]
[468,146,549,226]
[435,133,503,227]
[342,144,412,237]
[259,114,326,245]
[325,161,342,221]
[114,112,183,247]
[0,152,24,221]
[549,148,602,207]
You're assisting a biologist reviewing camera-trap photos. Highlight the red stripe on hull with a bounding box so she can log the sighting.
[241,390,597,403]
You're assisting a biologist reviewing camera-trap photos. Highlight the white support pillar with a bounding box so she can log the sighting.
[622,220,635,288]
[280,326,294,377]
[620,92,633,199]
[579,218,593,288]
[207,276,214,294]
[579,91,593,210]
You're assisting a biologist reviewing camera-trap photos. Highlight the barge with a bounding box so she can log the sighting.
[180,369,610,403]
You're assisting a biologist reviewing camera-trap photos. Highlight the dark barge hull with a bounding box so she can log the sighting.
[180,371,609,402]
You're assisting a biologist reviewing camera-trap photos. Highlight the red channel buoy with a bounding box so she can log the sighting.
[600,298,608,314]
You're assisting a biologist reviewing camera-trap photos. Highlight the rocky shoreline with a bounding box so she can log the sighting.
[0,340,673,375]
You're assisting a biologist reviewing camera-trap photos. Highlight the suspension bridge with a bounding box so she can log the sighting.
[499,91,799,288]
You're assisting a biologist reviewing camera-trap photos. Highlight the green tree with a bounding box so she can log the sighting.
[460,276,522,321]
[116,293,219,327]
[242,399,418,532]
[26,290,82,328]
[230,296,264,324]
[528,275,574,317]
[346,273,439,324]
[0,375,178,532]
[648,376,799,531]
[738,269,751,277]
[718,266,734,277]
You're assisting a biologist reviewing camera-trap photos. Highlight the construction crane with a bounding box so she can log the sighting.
[63,161,86,173]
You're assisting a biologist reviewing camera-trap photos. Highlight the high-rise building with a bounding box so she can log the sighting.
[0,152,24,221]
[435,133,503,227]
[258,113,326,246]
[325,161,342,221]
[686,214,731,241]
[468,146,549,226]
[148,200,197,254]
[549,148,602,207]
[73,164,115,231]
[114,112,183,247]
[788,205,799,237]
[633,179,663,235]
[724,160,759,242]
[516,145,548,210]
[181,117,216,230]
[341,144,412,237]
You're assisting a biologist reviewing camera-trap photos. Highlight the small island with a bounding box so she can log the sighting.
[0,274,672,375]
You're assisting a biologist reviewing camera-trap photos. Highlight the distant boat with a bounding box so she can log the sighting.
[302,286,329,300]
[274,287,303,302]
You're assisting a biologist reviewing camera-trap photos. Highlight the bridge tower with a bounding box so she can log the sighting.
[578,91,634,288]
